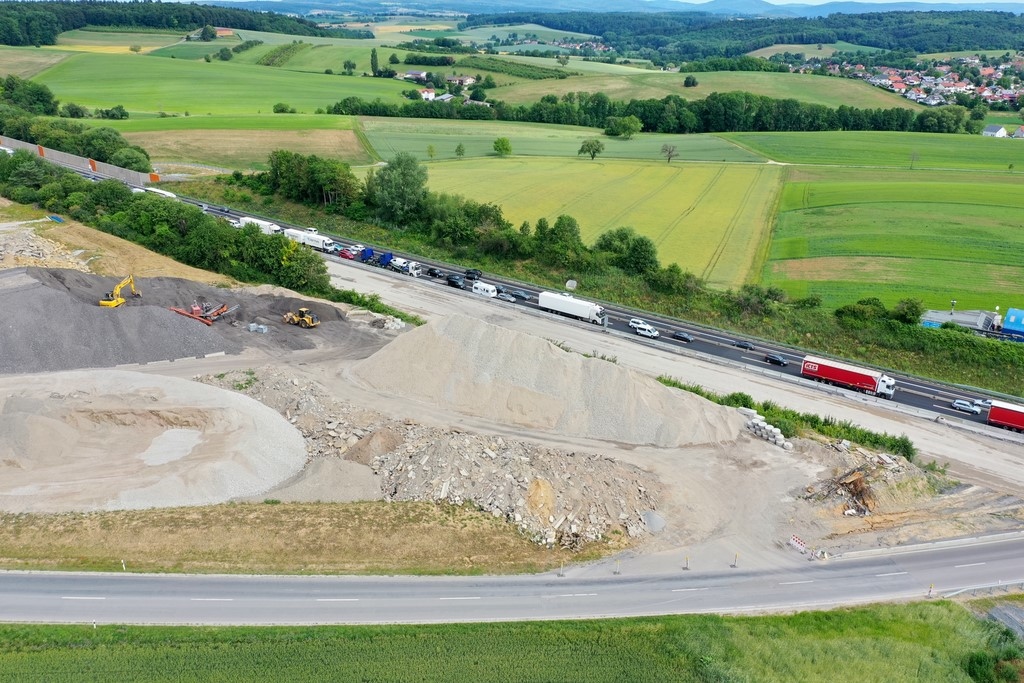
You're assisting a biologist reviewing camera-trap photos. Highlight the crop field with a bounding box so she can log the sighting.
[359,117,764,164]
[0,45,71,78]
[148,41,233,60]
[425,157,780,287]
[33,52,408,115]
[491,67,918,110]
[918,48,1016,60]
[746,41,881,59]
[51,29,181,53]
[727,131,1024,171]
[0,601,1013,682]
[764,167,1024,308]
[457,23,598,43]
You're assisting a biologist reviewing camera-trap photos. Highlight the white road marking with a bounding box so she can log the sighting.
[190,598,233,602]
[955,562,986,568]
[556,593,598,598]
[61,596,105,600]
[671,588,709,593]
[316,598,359,602]
[779,580,814,585]
[439,596,480,601]
[875,572,907,577]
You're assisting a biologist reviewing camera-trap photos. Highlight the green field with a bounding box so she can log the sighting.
[33,52,408,115]
[727,131,1024,171]
[52,29,183,52]
[490,66,919,110]
[746,42,882,59]
[0,601,1016,682]
[764,167,1024,308]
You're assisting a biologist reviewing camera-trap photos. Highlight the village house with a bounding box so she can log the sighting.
[404,70,428,82]
[982,124,1008,138]
[418,88,435,101]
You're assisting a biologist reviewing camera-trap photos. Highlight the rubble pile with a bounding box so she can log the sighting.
[199,366,663,547]
[0,223,90,272]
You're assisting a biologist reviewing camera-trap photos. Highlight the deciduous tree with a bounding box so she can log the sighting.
[661,144,678,163]
[577,139,604,160]
[493,137,512,156]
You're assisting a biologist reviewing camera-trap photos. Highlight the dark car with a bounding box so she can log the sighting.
[734,340,754,351]
[427,267,445,278]
[764,353,788,367]
[508,289,532,301]
[446,274,466,289]
[672,331,695,343]
[464,268,483,281]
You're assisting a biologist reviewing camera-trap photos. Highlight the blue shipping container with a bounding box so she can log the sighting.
[1002,308,1024,336]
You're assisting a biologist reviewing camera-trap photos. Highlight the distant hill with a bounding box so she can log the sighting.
[207,0,1024,17]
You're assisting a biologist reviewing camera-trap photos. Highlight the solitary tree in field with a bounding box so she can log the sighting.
[199,25,217,41]
[129,44,142,54]
[370,48,380,76]
[389,53,400,64]
[661,144,678,163]
[427,144,436,160]
[578,139,604,160]
[343,60,356,75]
[683,75,698,87]
[556,54,570,67]
[493,137,512,157]
[455,143,466,159]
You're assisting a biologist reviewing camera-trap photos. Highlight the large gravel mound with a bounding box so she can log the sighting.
[0,268,390,375]
[353,315,742,448]
[0,370,307,512]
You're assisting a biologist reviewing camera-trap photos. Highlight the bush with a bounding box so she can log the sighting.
[272,102,296,114]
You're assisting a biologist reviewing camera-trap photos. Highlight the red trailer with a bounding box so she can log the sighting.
[800,355,896,399]
[987,400,1024,431]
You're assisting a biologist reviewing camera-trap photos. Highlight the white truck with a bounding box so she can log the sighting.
[388,257,422,277]
[283,228,337,253]
[537,291,607,325]
[234,216,282,235]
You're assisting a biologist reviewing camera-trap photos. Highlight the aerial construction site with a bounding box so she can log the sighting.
[1,208,1023,574]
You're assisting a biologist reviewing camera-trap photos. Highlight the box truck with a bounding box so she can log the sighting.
[987,400,1024,431]
[234,216,282,235]
[537,291,607,325]
[800,355,896,399]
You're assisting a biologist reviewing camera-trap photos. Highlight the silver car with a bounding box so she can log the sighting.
[951,399,981,415]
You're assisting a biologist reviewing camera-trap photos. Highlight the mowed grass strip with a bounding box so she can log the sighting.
[359,116,763,162]
[425,157,781,286]
[33,52,408,115]
[746,41,882,58]
[0,502,579,575]
[765,170,1024,308]
[0,602,1010,682]
[491,67,917,110]
[727,130,1024,171]
[0,45,72,78]
[52,29,182,53]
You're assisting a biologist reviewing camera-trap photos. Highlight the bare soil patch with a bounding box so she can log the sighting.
[772,255,910,282]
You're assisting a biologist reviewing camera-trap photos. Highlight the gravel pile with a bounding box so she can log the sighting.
[353,315,743,448]
[200,366,664,547]
[0,269,240,374]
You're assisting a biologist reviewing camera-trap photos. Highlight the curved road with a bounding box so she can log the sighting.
[2,535,1023,625]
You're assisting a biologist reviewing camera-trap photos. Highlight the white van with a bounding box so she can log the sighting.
[144,187,177,200]
[472,281,497,298]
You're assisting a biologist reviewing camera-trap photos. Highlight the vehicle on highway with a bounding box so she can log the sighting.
[471,281,497,298]
[635,323,659,338]
[800,355,896,399]
[338,250,356,260]
[974,399,993,409]
[446,274,466,290]
[628,318,647,329]
[496,293,516,303]
[427,267,445,278]
[672,331,694,343]
[764,353,788,367]
[464,268,483,281]
[951,399,981,415]
[734,340,754,350]
[508,289,532,301]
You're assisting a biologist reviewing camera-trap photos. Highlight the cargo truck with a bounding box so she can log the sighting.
[987,400,1024,432]
[800,355,896,399]
[389,257,420,276]
[283,228,337,253]
[537,291,607,325]
[234,216,282,235]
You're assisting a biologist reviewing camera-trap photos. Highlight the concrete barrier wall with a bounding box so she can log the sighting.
[0,135,158,186]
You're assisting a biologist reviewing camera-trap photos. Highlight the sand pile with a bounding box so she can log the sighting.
[353,315,743,447]
[0,370,307,512]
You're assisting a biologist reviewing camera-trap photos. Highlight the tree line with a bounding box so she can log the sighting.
[460,11,1024,64]
[0,1,359,47]
[324,89,981,135]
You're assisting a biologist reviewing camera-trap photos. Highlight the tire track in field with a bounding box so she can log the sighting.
[701,166,764,284]
[552,166,647,219]
[648,167,726,250]
[603,165,685,229]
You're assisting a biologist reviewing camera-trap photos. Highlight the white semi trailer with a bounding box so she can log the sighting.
[537,291,607,325]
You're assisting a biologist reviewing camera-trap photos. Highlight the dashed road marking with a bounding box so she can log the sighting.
[190,598,233,602]
[779,580,814,585]
[875,572,907,577]
[439,596,480,601]
[955,562,986,568]
[316,598,359,602]
[671,588,709,593]
[61,596,105,600]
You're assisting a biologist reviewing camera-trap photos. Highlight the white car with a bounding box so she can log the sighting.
[635,323,659,339]
[628,318,647,329]
[973,399,993,409]
[951,399,981,415]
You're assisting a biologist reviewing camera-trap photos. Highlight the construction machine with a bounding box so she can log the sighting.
[99,275,141,308]
[282,307,320,329]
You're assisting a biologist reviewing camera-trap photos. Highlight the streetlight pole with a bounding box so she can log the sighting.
[950,299,957,316]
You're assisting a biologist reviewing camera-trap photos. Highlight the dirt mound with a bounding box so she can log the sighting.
[0,370,307,512]
[0,268,393,375]
[353,315,742,448]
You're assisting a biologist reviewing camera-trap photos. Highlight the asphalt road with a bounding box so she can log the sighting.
[3,534,1022,625]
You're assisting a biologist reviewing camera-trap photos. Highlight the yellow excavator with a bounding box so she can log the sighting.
[282,307,320,329]
[99,275,141,308]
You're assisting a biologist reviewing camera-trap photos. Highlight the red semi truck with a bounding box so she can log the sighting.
[800,355,897,399]
[987,400,1024,431]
